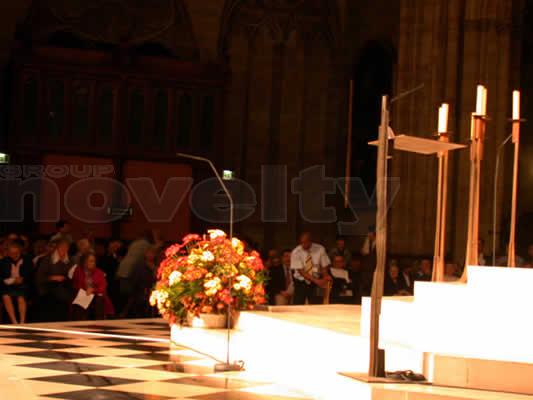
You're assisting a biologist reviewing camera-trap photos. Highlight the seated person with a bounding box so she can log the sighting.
[36,239,75,321]
[329,236,352,267]
[72,253,114,320]
[384,263,411,296]
[523,244,533,268]
[347,258,362,304]
[443,262,459,282]
[330,255,353,303]
[413,258,432,282]
[267,255,293,306]
[0,241,32,324]
[71,238,93,266]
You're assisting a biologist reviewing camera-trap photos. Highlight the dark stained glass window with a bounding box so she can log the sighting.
[200,95,214,147]
[153,89,168,148]
[177,93,192,147]
[47,79,64,137]
[98,86,114,143]
[129,88,144,145]
[72,81,90,140]
[23,77,38,136]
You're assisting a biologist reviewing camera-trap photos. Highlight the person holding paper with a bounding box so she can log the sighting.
[290,232,332,305]
[0,240,32,324]
[72,253,113,320]
[329,255,353,304]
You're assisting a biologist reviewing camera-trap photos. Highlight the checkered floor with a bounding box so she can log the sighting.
[0,319,312,399]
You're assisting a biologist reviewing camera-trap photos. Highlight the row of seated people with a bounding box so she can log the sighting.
[265,250,461,305]
[0,238,158,324]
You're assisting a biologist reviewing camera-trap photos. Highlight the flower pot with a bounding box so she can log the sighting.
[187,311,240,329]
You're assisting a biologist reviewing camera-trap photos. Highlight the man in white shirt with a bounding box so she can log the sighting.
[290,232,331,305]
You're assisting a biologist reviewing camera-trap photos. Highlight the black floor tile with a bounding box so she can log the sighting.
[22,361,116,373]
[6,333,70,341]
[124,352,201,363]
[46,388,174,400]
[90,337,138,344]
[143,362,214,375]
[114,344,171,353]
[30,373,140,387]
[9,341,79,350]
[136,322,168,326]
[164,375,263,389]
[17,350,97,360]
[67,325,124,331]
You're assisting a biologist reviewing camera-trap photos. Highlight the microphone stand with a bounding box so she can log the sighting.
[176,153,242,372]
[492,134,512,266]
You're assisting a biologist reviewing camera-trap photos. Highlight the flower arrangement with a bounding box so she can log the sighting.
[150,229,267,325]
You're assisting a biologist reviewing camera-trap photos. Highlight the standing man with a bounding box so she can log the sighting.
[291,232,331,305]
[50,220,73,245]
[116,230,160,318]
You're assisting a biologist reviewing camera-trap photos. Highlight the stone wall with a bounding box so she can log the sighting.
[0,0,529,257]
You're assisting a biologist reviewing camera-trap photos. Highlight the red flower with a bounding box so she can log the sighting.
[219,289,234,305]
[165,244,183,258]
[253,285,265,295]
[182,234,202,244]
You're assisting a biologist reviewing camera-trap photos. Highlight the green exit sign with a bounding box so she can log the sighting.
[0,153,9,164]
[222,170,234,180]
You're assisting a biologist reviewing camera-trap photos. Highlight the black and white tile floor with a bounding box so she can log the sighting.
[0,320,312,400]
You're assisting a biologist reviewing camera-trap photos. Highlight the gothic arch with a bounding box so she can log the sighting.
[217,0,341,61]
[17,0,199,59]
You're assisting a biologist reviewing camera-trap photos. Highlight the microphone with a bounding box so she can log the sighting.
[176,153,242,372]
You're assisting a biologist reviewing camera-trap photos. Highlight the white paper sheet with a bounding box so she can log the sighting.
[330,268,351,282]
[72,289,94,310]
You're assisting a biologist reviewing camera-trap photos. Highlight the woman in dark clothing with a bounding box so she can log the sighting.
[384,263,411,296]
[0,241,33,324]
[36,239,74,321]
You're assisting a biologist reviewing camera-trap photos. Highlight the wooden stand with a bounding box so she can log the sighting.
[462,113,487,280]
[507,118,522,267]
[368,95,390,378]
[432,133,451,282]
[370,133,465,283]
[364,103,465,377]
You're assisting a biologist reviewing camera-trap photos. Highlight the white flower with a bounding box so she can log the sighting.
[236,275,252,292]
[201,251,215,262]
[169,271,182,286]
[208,229,226,239]
[204,277,222,297]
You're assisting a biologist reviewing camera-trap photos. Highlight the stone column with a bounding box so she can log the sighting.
[391,0,515,264]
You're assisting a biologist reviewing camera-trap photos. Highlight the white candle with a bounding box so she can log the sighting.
[512,90,520,120]
[476,85,487,115]
[483,87,487,115]
[438,103,449,134]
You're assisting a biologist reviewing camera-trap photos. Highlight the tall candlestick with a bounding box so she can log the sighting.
[438,103,449,134]
[513,90,520,120]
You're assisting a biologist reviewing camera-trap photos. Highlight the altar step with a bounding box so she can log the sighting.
[373,383,533,400]
[361,266,533,396]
